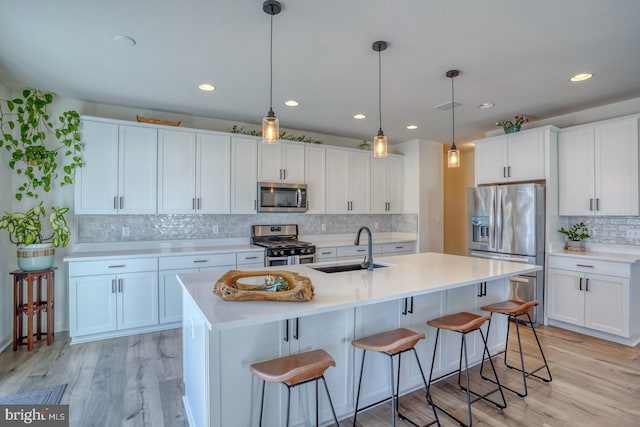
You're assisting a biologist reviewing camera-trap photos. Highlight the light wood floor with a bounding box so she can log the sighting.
[0,325,638,426]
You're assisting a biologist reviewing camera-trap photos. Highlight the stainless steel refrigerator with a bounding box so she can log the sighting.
[468,183,545,323]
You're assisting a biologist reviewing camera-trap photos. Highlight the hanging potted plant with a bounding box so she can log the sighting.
[0,88,83,270]
[558,222,590,252]
[0,203,70,271]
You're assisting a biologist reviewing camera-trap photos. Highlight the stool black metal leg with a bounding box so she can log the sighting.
[316,378,320,426]
[259,380,266,427]
[462,334,473,426]
[525,312,552,383]
[286,385,291,427]
[321,375,340,426]
[352,350,367,426]
[389,354,397,427]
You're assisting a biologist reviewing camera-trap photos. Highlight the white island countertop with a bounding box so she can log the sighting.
[178,252,541,330]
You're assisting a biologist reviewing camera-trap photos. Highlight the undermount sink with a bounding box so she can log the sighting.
[310,263,389,273]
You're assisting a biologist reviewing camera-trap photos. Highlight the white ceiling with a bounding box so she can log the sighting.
[1,0,639,146]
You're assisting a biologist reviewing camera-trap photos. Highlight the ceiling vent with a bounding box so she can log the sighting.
[433,101,461,111]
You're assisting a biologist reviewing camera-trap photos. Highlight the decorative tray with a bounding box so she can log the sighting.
[213,270,315,302]
[136,115,181,126]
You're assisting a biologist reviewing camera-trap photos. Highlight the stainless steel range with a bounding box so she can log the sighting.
[251,224,316,266]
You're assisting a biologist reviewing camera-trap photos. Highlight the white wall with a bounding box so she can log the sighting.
[396,139,444,252]
[0,82,14,350]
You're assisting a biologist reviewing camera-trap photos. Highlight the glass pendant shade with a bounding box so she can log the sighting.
[373,129,388,158]
[447,146,460,168]
[262,110,279,144]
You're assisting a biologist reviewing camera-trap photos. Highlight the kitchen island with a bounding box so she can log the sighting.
[178,252,541,427]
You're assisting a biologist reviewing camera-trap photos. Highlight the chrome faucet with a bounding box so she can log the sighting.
[354,226,374,271]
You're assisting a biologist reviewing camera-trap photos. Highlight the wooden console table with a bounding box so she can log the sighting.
[11,269,55,351]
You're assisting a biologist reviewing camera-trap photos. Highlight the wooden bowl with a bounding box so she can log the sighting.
[213,270,315,302]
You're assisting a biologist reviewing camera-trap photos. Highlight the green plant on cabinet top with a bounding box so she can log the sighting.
[558,222,590,241]
[0,88,83,200]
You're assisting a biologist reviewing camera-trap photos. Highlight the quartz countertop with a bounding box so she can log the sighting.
[549,250,640,264]
[63,233,417,261]
[178,252,542,330]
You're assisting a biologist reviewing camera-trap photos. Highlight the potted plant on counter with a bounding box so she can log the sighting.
[558,222,590,252]
[0,203,70,271]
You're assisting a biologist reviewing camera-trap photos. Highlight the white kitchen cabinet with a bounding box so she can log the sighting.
[336,244,382,261]
[304,145,326,213]
[381,241,416,256]
[326,148,371,213]
[158,253,236,324]
[216,308,354,426]
[370,154,403,213]
[75,119,157,214]
[474,127,549,185]
[258,141,305,183]
[158,130,230,214]
[69,258,159,342]
[231,136,258,213]
[547,255,633,339]
[558,115,639,216]
[316,247,337,261]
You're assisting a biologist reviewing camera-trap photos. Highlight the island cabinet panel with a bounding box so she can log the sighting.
[215,310,354,427]
[75,120,158,214]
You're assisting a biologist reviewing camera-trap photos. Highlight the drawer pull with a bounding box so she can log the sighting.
[193,260,208,263]
[356,249,366,252]
[395,246,404,249]
[320,251,332,255]
[108,265,126,268]
[245,256,258,260]
[576,264,594,268]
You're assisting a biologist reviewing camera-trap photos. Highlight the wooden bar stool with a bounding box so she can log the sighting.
[479,300,552,397]
[249,349,339,427]
[351,328,440,427]
[426,312,506,427]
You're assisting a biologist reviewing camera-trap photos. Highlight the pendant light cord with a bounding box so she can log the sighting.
[451,73,456,149]
[378,49,382,132]
[269,11,274,113]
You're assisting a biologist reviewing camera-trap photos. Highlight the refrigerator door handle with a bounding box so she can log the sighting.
[468,251,533,264]
[496,188,503,250]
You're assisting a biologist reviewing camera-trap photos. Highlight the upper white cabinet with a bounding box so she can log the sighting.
[370,154,403,213]
[304,145,326,213]
[558,115,639,216]
[158,130,230,214]
[326,148,370,213]
[474,127,550,185]
[75,119,157,214]
[230,136,258,213]
[258,141,305,183]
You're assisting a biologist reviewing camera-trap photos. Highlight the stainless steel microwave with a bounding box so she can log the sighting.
[257,182,308,212]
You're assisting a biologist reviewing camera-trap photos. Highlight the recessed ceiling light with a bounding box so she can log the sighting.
[406,125,418,130]
[284,100,299,107]
[198,83,216,91]
[570,73,593,82]
[478,102,495,109]
[113,35,136,46]
[353,114,366,119]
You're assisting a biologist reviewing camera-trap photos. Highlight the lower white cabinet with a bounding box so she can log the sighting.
[69,258,159,341]
[547,255,635,340]
[159,253,236,324]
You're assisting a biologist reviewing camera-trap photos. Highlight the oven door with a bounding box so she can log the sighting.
[265,256,288,267]
[265,254,315,267]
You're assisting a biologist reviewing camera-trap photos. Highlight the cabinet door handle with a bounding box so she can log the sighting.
[293,318,299,340]
[579,277,583,291]
[596,198,600,211]
[118,278,123,293]
[254,199,257,210]
[503,167,507,178]
[112,279,116,293]
[402,298,408,315]
[284,319,289,342]
[409,296,414,314]
[477,282,483,297]
[589,198,594,211]
[113,196,118,209]
[197,198,201,209]
[507,166,511,177]
[284,169,287,180]
[119,196,124,209]
[585,278,590,292]
[192,198,196,209]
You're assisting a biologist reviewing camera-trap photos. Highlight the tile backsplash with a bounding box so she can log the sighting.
[77,213,418,243]
[568,216,640,245]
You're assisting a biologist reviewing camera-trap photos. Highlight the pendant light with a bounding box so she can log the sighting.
[372,41,388,158]
[446,69,461,168]
[262,0,281,144]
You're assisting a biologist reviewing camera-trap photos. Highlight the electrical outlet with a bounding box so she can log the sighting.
[212,225,219,234]
[122,226,129,237]
[321,223,326,232]
[374,222,379,230]
[626,229,640,239]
